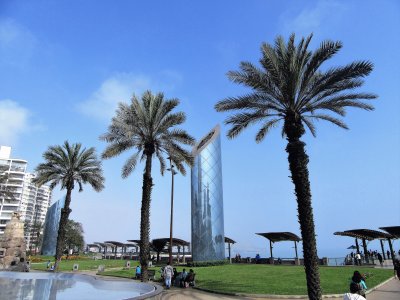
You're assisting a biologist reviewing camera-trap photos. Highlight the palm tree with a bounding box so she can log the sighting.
[100,90,194,281]
[33,141,104,269]
[215,34,376,300]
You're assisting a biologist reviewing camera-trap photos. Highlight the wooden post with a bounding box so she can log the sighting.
[362,238,368,263]
[387,238,395,264]
[380,239,386,260]
[355,238,360,254]
[228,242,231,262]
[269,240,274,265]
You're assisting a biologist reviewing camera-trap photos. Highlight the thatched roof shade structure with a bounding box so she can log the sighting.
[334,229,393,240]
[256,232,301,258]
[224,237,236,244]
[334,228,397,261]
[257,232,301,242]
[225,236,236,261]
[380,226,400,238]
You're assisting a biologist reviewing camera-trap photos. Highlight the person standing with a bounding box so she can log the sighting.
[377,253,383,267]
[163,262,174,289]
[394,259,400,280]
[355,253,361,266]
[135,265,141,279]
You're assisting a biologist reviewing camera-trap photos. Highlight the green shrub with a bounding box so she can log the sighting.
[187,260,228,267]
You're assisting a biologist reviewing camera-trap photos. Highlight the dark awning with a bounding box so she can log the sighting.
[256,232,301,242]
[152,238,190,247]
[380,226,400,238]
[334,229,393,240]
[225,237,236,244]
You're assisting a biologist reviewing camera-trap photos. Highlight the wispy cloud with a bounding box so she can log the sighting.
[280,0,348,36]
[0,18,37,66]
[78,71,183,121]
[0,99,31,145]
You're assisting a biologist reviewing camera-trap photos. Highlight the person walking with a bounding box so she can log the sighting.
[163,262,174,289]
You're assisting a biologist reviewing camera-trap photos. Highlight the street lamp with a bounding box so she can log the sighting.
[167,157,177,265]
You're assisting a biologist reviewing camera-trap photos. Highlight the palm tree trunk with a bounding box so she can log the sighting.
[285,115,322,300]
[140,152,153,281]
[54,186,73,271]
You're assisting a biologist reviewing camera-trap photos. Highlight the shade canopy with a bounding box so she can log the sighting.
[334,229,393,240]
[225,237,236,244]
[380,226,400,238]
[104,241,125,247]
[152,238,190,247]
[256,232,301,242]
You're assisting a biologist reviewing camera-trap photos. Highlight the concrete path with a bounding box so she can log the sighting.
[364,278,400,300]
[150,278,400,300]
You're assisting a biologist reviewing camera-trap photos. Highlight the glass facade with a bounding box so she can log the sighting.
[191,125,225,261]
[41,196,65,256]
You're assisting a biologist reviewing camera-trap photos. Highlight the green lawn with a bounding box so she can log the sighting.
[31,260,393,295]
[194,265,392,295]
[31,258,134,272]
[102,264,392,295]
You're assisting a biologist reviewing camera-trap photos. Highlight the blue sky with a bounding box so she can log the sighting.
[0,0,399,258]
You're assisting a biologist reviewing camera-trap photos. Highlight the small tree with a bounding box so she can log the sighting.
[64,220,85,254]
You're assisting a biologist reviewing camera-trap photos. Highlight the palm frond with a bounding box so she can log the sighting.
[255,118,282,143]
[306,114,349,129]
[100,90,194,178]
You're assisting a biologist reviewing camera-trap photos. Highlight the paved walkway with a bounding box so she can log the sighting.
[150,278,400,300]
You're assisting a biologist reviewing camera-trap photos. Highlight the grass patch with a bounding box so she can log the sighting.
[31,260,393,295]
[194,265,392,295]
[31,258,135,272]
[101,264,392,295]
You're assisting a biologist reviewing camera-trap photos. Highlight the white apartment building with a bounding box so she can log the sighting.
[0,146,51,249]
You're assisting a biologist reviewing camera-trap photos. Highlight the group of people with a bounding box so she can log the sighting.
[162,262,195,289]
[348,249,400,266]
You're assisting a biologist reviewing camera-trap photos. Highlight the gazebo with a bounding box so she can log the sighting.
[128,238,190,263]
[224,237,236,262]
[94,242,115,258]
[334,228,395,263]
[104,241,127,259]
[151,238,190,263]
[256,232,301,264]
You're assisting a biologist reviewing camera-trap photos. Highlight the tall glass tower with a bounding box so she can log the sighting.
[191,125,225,261]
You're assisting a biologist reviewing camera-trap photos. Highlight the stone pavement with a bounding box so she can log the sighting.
[149,278,400,300]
